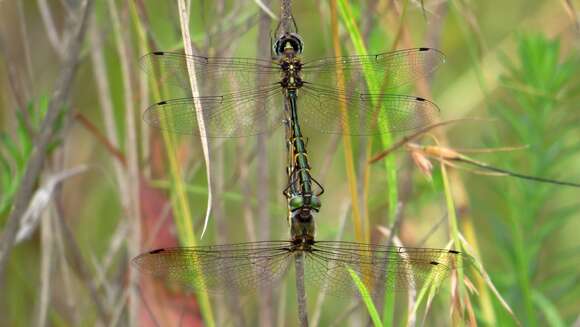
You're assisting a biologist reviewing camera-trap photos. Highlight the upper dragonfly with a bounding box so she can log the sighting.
[141,32,444,137]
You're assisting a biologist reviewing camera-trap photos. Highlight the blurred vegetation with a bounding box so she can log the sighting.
[0,1,579,326]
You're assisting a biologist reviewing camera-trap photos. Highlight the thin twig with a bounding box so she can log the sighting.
[36,0,66,59]
[53,200,110,323]
[0,0,93,289]
[256,3,273,325]
[16,1,35,99]
[107,2,142,325]
[368,118,491,164]
[295,253,309,327]
[35,206,54,327]
[75,113,127,166]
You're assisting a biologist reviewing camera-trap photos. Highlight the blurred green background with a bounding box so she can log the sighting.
[0,0,579,326]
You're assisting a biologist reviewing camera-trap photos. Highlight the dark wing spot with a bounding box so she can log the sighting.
[430,261,440,266]
[449,250,460,254]
[416,97,426,102]
[419,47,430,51]
[157,100,167,105]
[152,51,165,55]
[149,248,166,254]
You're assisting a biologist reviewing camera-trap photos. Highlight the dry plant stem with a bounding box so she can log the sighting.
[36,0,65,59]
[562,0,580,32]
[107,1,142,325]
[176,2,216,326]
[177,0,213,238]
[53,201,109,323]
[295,253,309,327]
[368,119,481,164]
[256,2,273,325]
[0,20,30,130]
[75,114,127,166]
[281,0,293,27]
[35,206,54,327]
[239,140,257,242]
[16,1,35,98]
[0,0,93,289]
[330,0,365,242]
[88,17,126,170]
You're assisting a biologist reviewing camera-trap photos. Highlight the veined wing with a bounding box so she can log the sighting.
[133,241,295,295]
[143,86,284,137]
[305,241,473,297]
[140,51,281,95]
[298,85,439,135]
[301,48,445,92]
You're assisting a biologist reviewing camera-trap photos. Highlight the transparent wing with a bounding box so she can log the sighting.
[140,51,282,95]
[298,85,439,135]
[301,48,445,91]
[133,241,294,295]
[305,241,473,297]
[143,87,284,137]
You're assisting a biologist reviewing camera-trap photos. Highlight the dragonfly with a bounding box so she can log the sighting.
[140,28,444,137]
[133,110,473,297]
[133,28,473,295]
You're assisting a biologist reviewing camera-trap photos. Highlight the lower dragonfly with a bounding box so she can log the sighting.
[133,80,473,299]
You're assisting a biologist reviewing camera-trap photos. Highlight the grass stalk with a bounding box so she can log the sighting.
[107,2,142,325]
[329,0,365,243]
[335,1,399,324]
[177,0,213,239]
[347,268,383,327]
[174,1,215,325]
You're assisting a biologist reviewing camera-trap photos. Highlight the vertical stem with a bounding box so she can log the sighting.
[107,1,141,325]
[177,0,213,238]
[175,1,216,326]
[35,205,53,327]
[295,253,309,327]
[257,2,273,325]
[329,0,365,242]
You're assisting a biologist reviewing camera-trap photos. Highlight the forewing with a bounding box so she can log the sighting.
[133,242,294,295]
[298,85,439,135]
[143,87,284,137]
[305,241,473,297]
[140,51,281,95]
[301,48,445,92]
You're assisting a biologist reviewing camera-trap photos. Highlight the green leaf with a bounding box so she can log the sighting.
[347,267,383,327]
[531,290,565,327]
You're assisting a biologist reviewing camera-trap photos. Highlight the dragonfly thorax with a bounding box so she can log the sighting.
[279,57,303,89]
[289,208,316,245]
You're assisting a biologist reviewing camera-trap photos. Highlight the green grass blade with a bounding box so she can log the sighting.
[347,267,383,327]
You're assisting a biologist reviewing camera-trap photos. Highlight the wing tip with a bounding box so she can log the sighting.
[415,96,441,113]
[418,47,446,64]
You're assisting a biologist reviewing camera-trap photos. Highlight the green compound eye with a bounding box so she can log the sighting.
[289,196,304,210]
[310,195,321,211]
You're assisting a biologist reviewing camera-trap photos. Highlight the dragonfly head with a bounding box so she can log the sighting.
[289,194,321,213]
[273,32,304,57]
